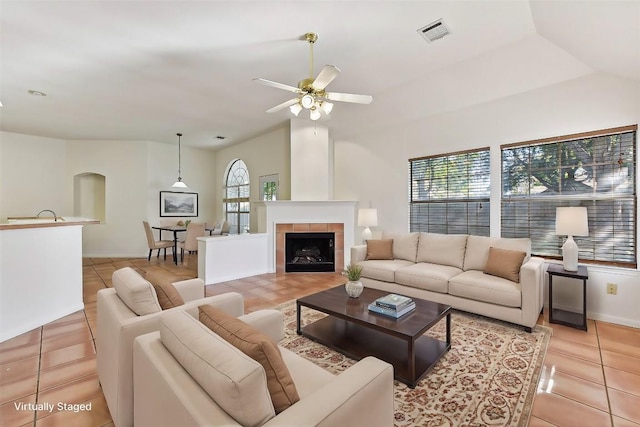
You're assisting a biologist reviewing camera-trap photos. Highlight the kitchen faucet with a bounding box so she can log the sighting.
[37,209,58,221]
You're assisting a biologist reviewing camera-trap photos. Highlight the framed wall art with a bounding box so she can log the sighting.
[159,191,198,217]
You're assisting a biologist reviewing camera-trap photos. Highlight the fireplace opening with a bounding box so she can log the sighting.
[285,232,335,272]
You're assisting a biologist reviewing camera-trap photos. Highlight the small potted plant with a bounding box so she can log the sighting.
[344,263,364,298]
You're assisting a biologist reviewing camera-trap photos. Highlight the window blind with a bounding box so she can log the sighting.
[409,148,490,236]
[501,126,637,267]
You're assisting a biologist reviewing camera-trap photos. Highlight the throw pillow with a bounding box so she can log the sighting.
[199,305,300,413]
[146,271,185,310]
[483,247,527,283]
[366,239,394,260]
[160,310,275,427]
[112,267,161,316]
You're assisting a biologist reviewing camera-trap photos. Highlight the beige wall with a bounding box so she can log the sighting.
[214,124,291,232]
[0,133,216,257]
[0,132,68,219]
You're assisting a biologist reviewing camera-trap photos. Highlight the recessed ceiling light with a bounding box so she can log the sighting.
[28,90,47,97]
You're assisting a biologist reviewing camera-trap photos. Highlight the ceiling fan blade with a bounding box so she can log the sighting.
[311,65,341,91]
[325,92,373,104]
[253,78,301,94]
[265,98,299,113]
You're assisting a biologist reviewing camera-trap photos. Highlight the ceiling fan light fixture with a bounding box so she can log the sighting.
[321,101,333,114]
[290,102,303,116]
[309,107,321,121]
[300,94,315,109]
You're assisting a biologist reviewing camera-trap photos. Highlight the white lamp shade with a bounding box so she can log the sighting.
[555,207,589,236]
[172,179,188,189]
[289,103,302,116]
[321,101,333,114]
[309,108,321,121]
[358,208,378,227]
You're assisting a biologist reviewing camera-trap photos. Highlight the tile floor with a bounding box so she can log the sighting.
[0,256,638,426]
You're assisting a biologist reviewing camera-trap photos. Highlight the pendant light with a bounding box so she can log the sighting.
[172,133,188,189]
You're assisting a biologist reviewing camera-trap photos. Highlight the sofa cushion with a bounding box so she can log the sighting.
[199,305,300,414]
[381,232,419,262]
[159,310,275,427]
[112,267,161,316]
[416,233,468,269]
[357,259,415,283]
[449,270,522,308]
[394,263,462,294]
[484,247,527,283]
[146,272,185,310]
[366,239,393,260]
[464,235,531,271]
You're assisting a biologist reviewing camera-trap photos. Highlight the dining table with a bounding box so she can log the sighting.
[152,225,214,264]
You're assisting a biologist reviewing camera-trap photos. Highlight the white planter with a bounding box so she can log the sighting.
[345,280,364,298]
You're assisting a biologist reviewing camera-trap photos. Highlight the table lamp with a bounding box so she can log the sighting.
[358,208,378,243]
[555,207,589,271]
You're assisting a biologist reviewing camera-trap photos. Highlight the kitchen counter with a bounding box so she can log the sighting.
[197,233,269,284]
[0,217,98,342]
[0,216,99,230]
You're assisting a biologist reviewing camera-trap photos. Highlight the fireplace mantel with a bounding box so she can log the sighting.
[257,200,357,273]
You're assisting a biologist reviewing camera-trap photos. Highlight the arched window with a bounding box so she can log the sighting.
[224,159,250,234]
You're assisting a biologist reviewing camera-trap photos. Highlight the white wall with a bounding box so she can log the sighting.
[145,141,217,229]
[0,133,216,257]
[0,132,68,220]
[334,72,640,327]
[290,120,333,200]
[66,140,150,256]
[215,124,291,232]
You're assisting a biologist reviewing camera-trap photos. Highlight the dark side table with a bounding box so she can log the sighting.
[547,263,589,331]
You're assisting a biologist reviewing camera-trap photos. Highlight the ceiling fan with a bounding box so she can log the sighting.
[253,32,373,121]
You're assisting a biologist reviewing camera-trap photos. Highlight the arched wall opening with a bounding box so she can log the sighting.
[73,172,106,222]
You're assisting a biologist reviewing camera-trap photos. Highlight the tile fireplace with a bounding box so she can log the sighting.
[276,223,344,273]
[260,200,357,274]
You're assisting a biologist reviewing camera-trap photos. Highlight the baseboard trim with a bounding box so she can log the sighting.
[83,253,149,258]
[545,303,640,329]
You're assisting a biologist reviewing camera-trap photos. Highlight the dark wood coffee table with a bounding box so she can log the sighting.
[296,286,451,388]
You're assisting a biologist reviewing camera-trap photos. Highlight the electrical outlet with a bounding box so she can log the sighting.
[606,283,618,295]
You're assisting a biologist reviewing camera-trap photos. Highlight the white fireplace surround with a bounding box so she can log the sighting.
[258,200,357,273]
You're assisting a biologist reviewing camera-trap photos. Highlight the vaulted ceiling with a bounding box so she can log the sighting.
[1,1,638,149]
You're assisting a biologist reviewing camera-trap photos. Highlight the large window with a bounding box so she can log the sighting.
[410,148,490,236]
[501,125,637,267]
[224,159,250,234]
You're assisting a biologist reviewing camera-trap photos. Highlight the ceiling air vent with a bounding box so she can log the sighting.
[417,19,450,43]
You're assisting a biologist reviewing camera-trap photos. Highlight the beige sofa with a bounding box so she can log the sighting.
[351,232,544,331]
[133,309,395,427]
[97,267,245,427]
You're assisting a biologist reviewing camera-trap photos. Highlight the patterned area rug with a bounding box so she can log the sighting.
[277,300,551,427]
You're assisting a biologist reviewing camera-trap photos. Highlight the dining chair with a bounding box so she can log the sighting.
[177,222,206,262]
[143,221,174,261]
[221,220,230,235]
[209,220,224,235]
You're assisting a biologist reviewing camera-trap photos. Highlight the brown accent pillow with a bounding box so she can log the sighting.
[366,239,394,260]
[146,271,185,310]
[199,305,300,413]
[483,247,527,283]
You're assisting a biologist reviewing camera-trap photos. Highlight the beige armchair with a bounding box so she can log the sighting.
[143,221,173,261]
[177,222,205,263]
[133,309,394,427]
[97,267,244,427]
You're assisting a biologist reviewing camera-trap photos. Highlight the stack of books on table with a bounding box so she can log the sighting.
[368,294,416,318]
